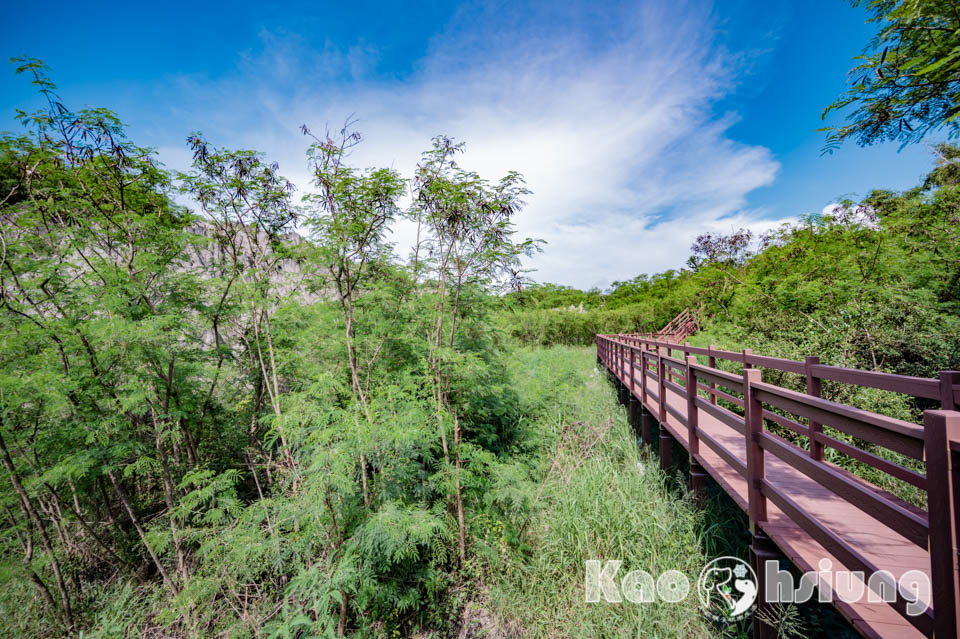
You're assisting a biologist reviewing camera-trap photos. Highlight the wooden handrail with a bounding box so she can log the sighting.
[596,331,960,637]
[602,333,960,402]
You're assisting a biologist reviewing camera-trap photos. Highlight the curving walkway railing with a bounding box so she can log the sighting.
[621,308,699,344]
[597,333,960,639]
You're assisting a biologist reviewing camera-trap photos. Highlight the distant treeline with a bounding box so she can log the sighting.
[500,148,960,385]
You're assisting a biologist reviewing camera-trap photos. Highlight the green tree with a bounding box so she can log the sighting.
[0,59,201,627]
[303,122,405,418]
[408,136,537,560]
[824,0,960,148]
[177,134,303,471]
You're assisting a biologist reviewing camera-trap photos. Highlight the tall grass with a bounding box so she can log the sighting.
[489,346,713,637]
[491,345,860,639]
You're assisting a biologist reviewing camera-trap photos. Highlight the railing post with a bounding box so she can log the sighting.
[629,348,638,429]
[622,342,627,379]
[657,352,667,425]
[613,360,623,404]
[743,365,766,533]
[805,356,824,461]
[657,352,672,471]
[618,343,629,405]
[685,356,699,457]
[924,409,960,638]
[744,343,776,639]
[708,344,717,405]
[942,371,960,410]
[640,349,652,448]
[640,350,648,405]
[687,355,705,502]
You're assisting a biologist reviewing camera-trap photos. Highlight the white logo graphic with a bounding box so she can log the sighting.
[584,556,930,617]
[697,557,757,621]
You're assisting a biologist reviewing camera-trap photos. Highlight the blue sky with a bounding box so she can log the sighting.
[1,0,940,289]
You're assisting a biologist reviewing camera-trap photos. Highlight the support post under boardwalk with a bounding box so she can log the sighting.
[689,460,707,505]
[750,529,780,639]
[685,355,705,502]
[629,396,638,431]
[640,407,653,449]
[659,428,673,472]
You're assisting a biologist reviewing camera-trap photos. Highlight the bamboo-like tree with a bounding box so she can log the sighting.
[408,136,537,559]
[178,135,303,473]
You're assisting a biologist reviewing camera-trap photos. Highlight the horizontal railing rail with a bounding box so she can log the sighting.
[609,335,960,406]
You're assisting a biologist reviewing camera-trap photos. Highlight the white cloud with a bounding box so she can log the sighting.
[148,0,784,289]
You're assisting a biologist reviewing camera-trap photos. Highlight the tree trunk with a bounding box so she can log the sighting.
[453,414,466,562]
[107,470,178,595]
[0,431,73,628]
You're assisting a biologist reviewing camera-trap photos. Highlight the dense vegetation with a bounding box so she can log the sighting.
[0,61,554,637]
[5,0,960,632]
[0,57,761,639]
[491,347,714,638]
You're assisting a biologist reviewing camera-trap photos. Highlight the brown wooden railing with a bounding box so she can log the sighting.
[596,333,960,639]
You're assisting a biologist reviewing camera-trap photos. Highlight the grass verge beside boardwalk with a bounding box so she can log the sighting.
[490,346,713,638]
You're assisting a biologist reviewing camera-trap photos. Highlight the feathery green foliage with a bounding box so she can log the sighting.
[823,0,960,148]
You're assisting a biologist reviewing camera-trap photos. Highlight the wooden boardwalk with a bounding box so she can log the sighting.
[597,334,960,639]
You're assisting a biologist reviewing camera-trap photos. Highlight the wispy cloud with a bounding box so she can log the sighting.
[150,0,784,289]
